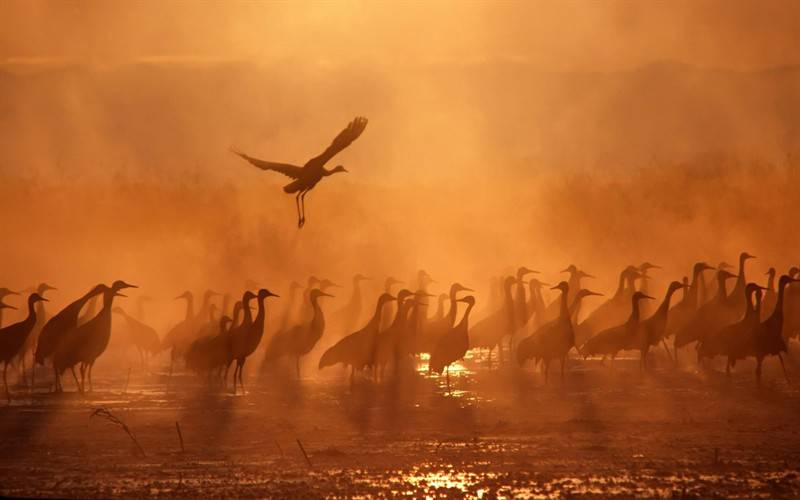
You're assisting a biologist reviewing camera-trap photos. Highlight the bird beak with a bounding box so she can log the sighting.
[643,294,656,300]
[124,283,138,289]
[2,304,17,310]
[320,292,335,298]
[39,297,50,302]
[587,291,604,297]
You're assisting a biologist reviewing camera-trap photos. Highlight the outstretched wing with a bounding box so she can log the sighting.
[308,116,368,167]
[230,148,303,180]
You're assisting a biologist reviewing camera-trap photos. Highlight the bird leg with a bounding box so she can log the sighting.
[661,339,675,364]
[756,358,763,386]
[778,354,791,385]
[53,367,62,393]
[3,362,9,404]
[79,364,87,394]
[299,190,309,227]
[71,367,81,394]
[88,363,94,392]
[295,192,303,228]
[238,359,246,393]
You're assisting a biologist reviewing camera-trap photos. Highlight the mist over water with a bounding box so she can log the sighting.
[2,2,800,497]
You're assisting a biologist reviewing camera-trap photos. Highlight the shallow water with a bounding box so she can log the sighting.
[1,356,799,497]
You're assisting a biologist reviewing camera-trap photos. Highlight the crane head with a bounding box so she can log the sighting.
[258,288,279,299]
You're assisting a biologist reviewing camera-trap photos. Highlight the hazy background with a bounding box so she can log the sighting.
[2,0,800,329]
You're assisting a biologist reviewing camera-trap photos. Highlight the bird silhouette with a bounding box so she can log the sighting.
[331,274,371,338]
[511,267,538,346]
[0,298,17,329]
[516,282,592,382]
[558,265,594,308]
[580,291,655,366]
[18,283,56,387]
[35,284,106,392]
[430,295,476,392]
[161,291,195,357]
[665,262,714,347]
[761,268,777,320]
[372,289,415,378]
[185,315,234,387]
[422,283,474,354]
[263,288,332,377]
[432,293,449,322]
[698,283,764,373]
[319,293,397,382]
[741,274,799,385]
[380,277,404,332]
[53,281,136,392]
[0,293,48,402]
[112,307,161,369]
[524,279,550,330]
[781,266,800,339]
[637,262,661,318]
[729,252,756,313]
[469,276,516,367]
[674,269,739,354]
[630,280,688,369]
[229,288,279,393]
[231,116,368,227]
[576,266,641,341]
[0,288,19,328]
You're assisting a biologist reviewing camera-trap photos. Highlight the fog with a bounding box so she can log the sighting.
[3,2,800,496]
[3,2,800,329]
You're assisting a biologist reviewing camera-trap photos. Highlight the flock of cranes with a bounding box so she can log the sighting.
[1,252,799,402]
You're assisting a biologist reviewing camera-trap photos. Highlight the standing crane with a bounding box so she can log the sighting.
[0,293,48,402]
[231,116,368,227]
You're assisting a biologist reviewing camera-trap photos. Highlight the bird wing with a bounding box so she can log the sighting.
[307,116,368,167]
[230,148,304,179]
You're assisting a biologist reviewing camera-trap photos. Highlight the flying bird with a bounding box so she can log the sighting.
[231,116,369,227]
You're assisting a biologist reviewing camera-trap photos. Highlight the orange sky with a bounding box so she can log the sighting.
[2,1,799,72]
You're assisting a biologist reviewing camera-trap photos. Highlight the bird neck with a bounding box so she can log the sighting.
[558,290,569,319]
[613,272,626,299]
[24,298,39,325]
[655,287,678,318]
[770,280,790,323]
[445,290,460,324]
[715,275,730,301]
[350,280,363,308]
[736,257,748,288]
[369,299,388,328]
[310,296,326,332]
[184,297,194,320]
[568,296,584,322]
[767,272,776,291]
[688,267,703,304]
[456,302,475,330]
[241,298,254,325]
[629,298,643,323]
[253,296,267,329]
